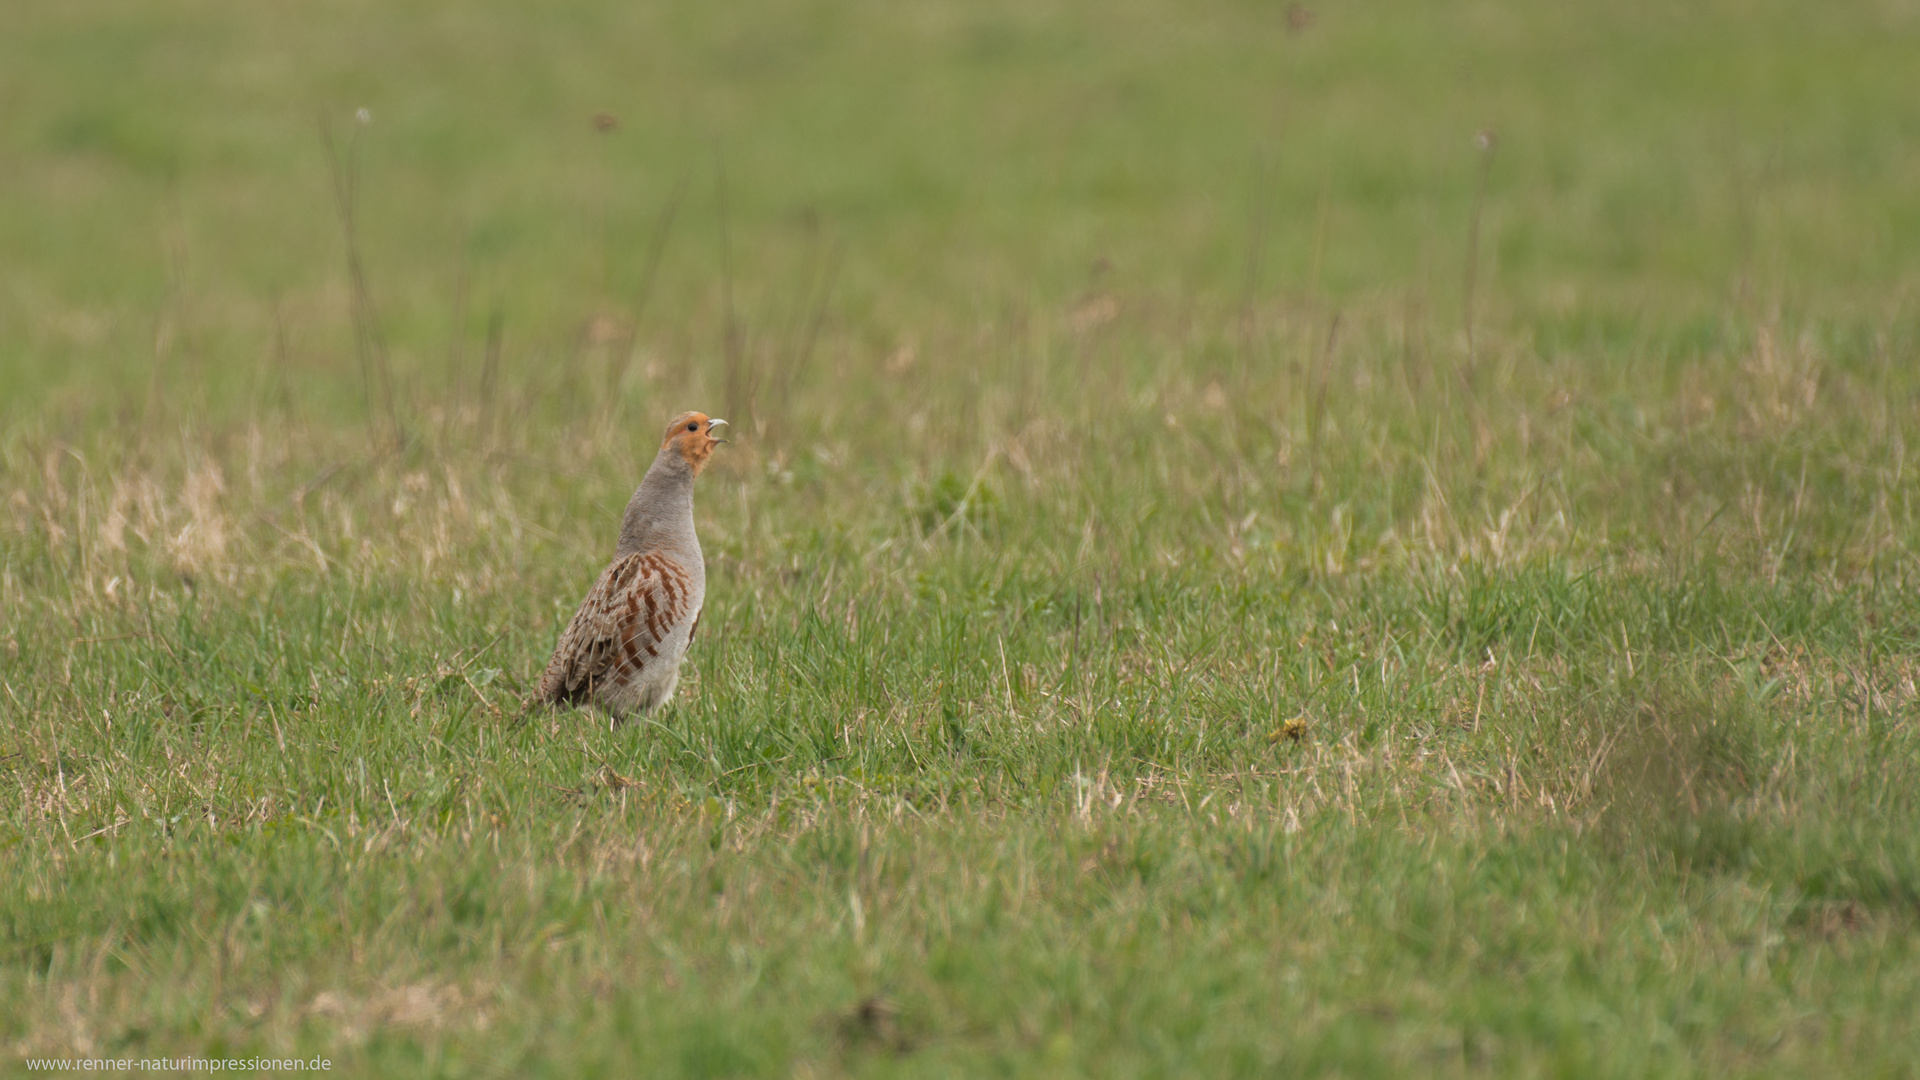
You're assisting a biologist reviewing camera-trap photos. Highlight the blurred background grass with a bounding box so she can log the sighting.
[5,0,1918,426]
[6,1,1920,1076]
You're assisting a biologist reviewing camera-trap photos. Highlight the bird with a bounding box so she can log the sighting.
[535,411,728,721]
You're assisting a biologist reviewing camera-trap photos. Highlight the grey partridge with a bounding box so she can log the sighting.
[536,411,727,719]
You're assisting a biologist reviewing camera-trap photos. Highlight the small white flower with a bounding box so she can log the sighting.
[356,107,372,124]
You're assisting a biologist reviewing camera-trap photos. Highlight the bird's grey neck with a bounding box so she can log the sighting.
[614,452,701,560]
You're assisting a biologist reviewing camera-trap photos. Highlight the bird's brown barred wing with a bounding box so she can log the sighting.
[535,552,694,705]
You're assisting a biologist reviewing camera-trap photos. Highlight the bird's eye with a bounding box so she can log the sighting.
[687,422,699,431]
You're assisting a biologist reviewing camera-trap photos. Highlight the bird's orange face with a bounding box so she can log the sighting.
[662,412,728,475]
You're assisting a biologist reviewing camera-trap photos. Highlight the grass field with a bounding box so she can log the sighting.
[6,0,1920,1075]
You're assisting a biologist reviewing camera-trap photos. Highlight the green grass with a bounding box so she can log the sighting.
[6,0,1920,1075]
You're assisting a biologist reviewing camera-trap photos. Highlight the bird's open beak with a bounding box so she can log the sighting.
[707,418,729,444]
